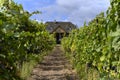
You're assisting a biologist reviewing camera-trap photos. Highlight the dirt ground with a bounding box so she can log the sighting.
[27,45,79,80]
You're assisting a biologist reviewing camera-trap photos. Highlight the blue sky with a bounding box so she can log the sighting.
[14,0,110,27]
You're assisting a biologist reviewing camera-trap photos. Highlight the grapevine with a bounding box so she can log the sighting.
[62,0,120,79]
[0,0,55,79]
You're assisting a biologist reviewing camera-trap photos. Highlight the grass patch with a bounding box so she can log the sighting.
[20,51,49,79]
[63,51,100,80]
[20,60,36,79]
[75,64,100,80]
[87,68,100,80]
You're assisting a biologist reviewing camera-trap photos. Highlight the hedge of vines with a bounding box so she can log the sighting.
[0,0,55,80]
[62,0,120,79]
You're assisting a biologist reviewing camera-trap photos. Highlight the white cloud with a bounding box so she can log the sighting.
[55,0,110,26]
[31,0,110,27]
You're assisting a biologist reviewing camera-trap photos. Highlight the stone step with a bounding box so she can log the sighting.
[39,65,64,71]
[48,55,64,57]
[40,60,69,66]
[29,75,79,80]
[31,70,79,80]
[44,56,67,61]
[35,64,72,70]
[31,75,65,80]
[32,69,75,76]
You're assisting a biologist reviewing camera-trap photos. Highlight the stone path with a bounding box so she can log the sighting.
[27,45,79,80]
